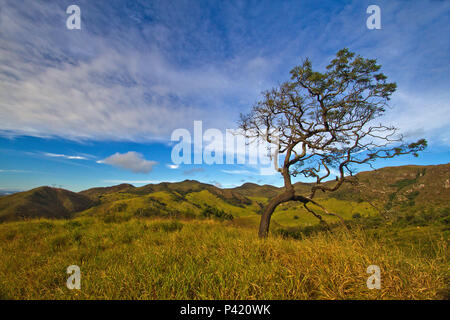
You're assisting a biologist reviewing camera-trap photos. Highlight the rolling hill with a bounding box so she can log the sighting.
[79,183,135,200]
[0,165,448,300]
[0,186,94,222]
[328,164,450,207]
[0,163,448,226]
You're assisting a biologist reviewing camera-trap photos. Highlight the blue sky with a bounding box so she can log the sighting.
[0,0,449,192]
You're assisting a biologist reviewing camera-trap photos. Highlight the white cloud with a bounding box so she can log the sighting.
[98,152,157,174]
[43,153,87,160]
[209,180,222,188]
[221,169,252,175]
[166,164,179,169]
[0,2,276,142]
[384,90,450,146]
[0,0,448,149]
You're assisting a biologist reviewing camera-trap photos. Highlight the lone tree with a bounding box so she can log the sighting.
[239,48,427,238]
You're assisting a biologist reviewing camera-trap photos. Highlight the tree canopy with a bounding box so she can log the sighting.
[239,48,427,237]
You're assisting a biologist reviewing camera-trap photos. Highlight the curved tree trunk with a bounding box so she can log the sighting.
[257,162,347,238]
[258,189,295,238]
[257,189,347,238]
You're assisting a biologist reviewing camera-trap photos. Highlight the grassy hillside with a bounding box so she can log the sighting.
[230,183,281,198]
[79,183,135,200]
[0,216,447,299]
[0,164,448,300]
[330,164,450,207]
[0,187,93,222]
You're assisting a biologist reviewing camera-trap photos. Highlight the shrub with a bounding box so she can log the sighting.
[38,221,55,230]
[201,206,233,220]
[65,220,82,228]
[134,207,158,218]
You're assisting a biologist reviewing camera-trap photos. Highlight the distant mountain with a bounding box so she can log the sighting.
[0,163,448,223]
[328,164,450,208]
[129,179,252,207]
[229,183,281,198]
[79,183,135,200]
[0,190,21,197]
[0,186,94,222]
[228,163,450,206]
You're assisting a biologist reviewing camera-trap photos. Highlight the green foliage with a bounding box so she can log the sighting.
[385,169,427,210]
[65,220,82,229]
[201,206,233,221]
[275,206,449,242]
[149,220,183,233]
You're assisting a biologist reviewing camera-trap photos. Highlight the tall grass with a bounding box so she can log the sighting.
[0,217,447,299]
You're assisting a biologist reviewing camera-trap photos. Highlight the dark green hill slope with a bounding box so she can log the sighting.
[0,186,94,222]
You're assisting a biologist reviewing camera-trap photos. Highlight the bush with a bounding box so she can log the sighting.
[65,220,82,228]
[38,221,55,230]
[134,207,158,218]
[274,222,332,239]
[201,206,233,221]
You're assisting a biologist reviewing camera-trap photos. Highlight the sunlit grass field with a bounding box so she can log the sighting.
[0,216,447,300]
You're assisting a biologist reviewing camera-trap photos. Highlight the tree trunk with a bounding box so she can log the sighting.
[258,189,294,238]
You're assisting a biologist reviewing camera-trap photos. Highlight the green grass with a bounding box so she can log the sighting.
[76,189,262,223]
[272,198,378,227]
[1,164,448,299]
[0,214,447,300]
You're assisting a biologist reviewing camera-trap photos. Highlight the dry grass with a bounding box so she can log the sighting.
[0,217,447,299]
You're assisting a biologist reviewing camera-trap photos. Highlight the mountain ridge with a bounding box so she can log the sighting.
[0,186,94,222]
[0,163,448,223]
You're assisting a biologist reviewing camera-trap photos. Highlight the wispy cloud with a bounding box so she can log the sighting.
[97,151,157,173]
[0,169,31,173]
[209,180,222,188]
[221,169,252,175]
[385,90,450,146]
[183,167,204,175]
[166,164,179,169]
[0,1,276,142]
[43,152,88,160]
[0,0,448,148]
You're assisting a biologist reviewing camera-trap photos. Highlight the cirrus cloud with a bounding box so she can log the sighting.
[43,152,88,160]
